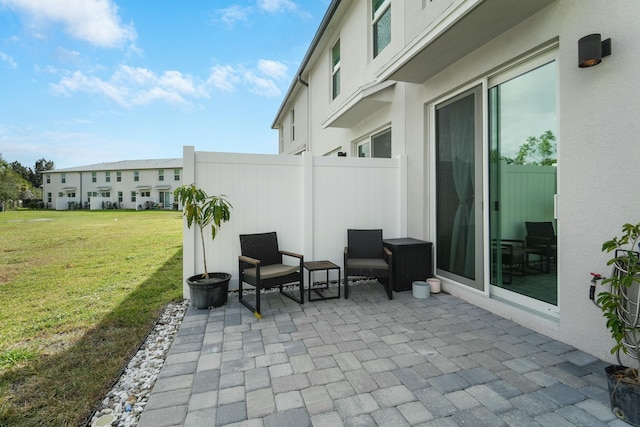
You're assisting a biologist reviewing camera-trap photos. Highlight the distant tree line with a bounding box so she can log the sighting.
[0,154,55,210]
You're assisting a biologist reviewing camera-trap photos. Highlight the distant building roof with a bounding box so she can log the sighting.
[48,158,183,173]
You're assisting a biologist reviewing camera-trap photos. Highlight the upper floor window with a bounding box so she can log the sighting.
[332,40,341,99]
[92,172,97,183]
[174,169,180,181]
[46,174,50,184]
[291,109,295,141]
[357,128,392,158]
[134,171,139,182]
[373,0,391,58]
[116,171,122,182]
[61,173,66,184]
[105,171,111,183]
[159,169,164,181]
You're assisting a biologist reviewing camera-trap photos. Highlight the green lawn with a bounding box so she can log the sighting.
[0,209,184,426]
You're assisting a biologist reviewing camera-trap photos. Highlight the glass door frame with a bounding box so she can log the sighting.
[427,43,560,317]
[428,81,490,297]
[487,47,559,318]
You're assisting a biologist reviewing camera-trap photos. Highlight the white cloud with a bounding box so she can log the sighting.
[257,0,297,13]
[51,65,208,107]
[0,52,17,68]
[0,0,137,48]
[49,58,287,108]
[216,5,251,26]
[207,60,288,97]
[206,61,286,97]
[243,71,281,97]
[257,59,287,80]
[207,65,239,92]
[51,70,128,105]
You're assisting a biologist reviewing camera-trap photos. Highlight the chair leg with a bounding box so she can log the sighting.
[255,286,261,316]
[344,275,349,299]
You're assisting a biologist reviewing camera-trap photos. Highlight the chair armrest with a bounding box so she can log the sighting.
[383,247,392,260]
[501,239,525,247]
[280,250,303,259]
[239,255,260,266]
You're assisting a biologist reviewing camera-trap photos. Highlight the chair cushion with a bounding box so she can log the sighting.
[346,258,388,270]
[243,264,299,279]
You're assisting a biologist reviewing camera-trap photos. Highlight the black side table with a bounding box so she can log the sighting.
[383,238,433,292]
[304,261,341,301]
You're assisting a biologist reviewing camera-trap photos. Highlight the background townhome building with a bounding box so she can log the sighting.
[42,159,183,210]
[267,0,640,362]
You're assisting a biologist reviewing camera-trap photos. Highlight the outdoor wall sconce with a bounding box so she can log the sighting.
[578,33,611,68]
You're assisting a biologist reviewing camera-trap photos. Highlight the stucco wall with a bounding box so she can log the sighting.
[401,0,640,363]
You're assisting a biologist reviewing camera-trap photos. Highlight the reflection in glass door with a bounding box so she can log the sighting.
[435,86,483,291]
[489,60,558,307]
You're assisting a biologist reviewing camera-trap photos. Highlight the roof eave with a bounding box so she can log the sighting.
[271,0,343,129]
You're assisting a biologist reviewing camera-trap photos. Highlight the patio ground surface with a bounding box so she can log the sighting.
[137,282,624,427]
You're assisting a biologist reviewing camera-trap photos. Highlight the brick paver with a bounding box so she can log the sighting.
[137,282,617,427]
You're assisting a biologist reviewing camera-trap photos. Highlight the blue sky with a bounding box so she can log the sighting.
[0,0,329,169]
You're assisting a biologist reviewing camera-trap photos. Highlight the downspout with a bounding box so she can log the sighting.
[297,75,311,153]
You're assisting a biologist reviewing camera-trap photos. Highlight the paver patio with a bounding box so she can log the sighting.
[138,282,623,427]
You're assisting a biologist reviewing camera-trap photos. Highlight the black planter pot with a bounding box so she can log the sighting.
[606,364,640,426]
[187,272,231,309]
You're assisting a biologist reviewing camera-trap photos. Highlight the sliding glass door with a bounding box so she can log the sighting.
[432,50,558,313]
[489,59,558,307]
[435,86,483,291]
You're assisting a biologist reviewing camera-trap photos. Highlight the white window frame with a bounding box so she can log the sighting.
[134,171,139,182]
[355,127,392,158]
[105,171,111,183]
[372,0,391,58]
[159,169,164,181]
[291,109,295,142]
[117,171,122,182]
[332,39,341,100]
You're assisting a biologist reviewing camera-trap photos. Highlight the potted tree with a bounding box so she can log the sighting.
[174,184,232,309]
[595,222,640,426]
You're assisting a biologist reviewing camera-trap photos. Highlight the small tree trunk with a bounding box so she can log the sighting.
[199,226,208,278]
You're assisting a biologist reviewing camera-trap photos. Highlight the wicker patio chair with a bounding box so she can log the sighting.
[238,232,304,318]
[343,229,393,300]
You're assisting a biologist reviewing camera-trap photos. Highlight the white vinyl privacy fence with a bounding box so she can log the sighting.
[181,146,406,298]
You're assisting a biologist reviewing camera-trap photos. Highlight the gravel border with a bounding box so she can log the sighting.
[90,300,189,427]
